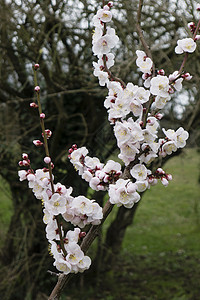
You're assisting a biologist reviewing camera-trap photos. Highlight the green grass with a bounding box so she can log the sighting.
[123,148,200,255]
[0,176,13,245]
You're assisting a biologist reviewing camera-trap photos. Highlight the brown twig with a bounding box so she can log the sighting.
[34,68,67,257]
[136,0,155,75]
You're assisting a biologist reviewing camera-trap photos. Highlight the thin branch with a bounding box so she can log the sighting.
[136,0,155,75]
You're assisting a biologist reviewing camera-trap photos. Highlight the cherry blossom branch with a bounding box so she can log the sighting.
[33,67,67,257]
[179,18,200,74]
[48,200,114,300]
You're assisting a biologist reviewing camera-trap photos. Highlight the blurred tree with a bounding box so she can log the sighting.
[0,0,200,298]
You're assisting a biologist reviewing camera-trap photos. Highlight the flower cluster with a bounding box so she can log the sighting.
[50,228,91,275]
[18,152,102,274]
[89,3,192,200]
[69,145,122,191]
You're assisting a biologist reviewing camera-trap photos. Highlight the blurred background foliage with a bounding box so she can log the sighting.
[0,0,200,299]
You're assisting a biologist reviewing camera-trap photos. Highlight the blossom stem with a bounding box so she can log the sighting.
[102,24,126,88]
[179,18,200,74]
[136,0,155,76]
[33,67,67,257]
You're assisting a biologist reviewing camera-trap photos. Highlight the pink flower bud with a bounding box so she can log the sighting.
[183,73,192,81]
[197,4,200,11]
[168,87,174,94]
[161,177,169,186]
[22,153,28,160]
[79,232,86,238]
[30,102,38,108]
[51,162,54,169]
[187,22,195,28]
[34,86,40,93]
[18,161,24,167]
[34,63,40,70]
[195,35,200,41]
[155,113,163,120]
[22,160,30,166]
[156,168,165,175]
[158,69,165,75]
[33,140,43,146]
[166,174,172,181]
[42,129,52,139]
[103,5,110,11]
[44,156,51,164]
[40,113,45,119]
[142,73,150,80]
[72,144,77,149]
[68,148,73,154]
[108,1,113,8]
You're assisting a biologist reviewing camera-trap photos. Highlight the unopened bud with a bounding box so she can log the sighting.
[30,102,38,108]
[42,129,52,139]
[168,87,174,94]
[34,63,40,70]
[51,162,54,169]
[34,86,40,93]
[156,168,165,175]
[187,22,195,28]
[40,113,45,119]
[44,156,51,164]
[79,232,86,238]
[18,161,24,167]
[72,144,77,149]
[182,72,192,81]
[166,174,172,181]
[22,153,28,160]
[68,148,73,154]
[33,139,43,146]
[22,160,30,166]
[108,1,113,8]
[158,69,165,75]
[155,113,163,120]
[161,177,169,186]
[197,4,200,11]
[195,35,200,41]
[139,121,144,127]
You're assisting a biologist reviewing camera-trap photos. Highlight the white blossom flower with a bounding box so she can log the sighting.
[97,8,112,23]
[135,180,149,192]
[154,95,171,109]
[18,170,27,181]
[136,50,153,73]
[162,141,177,155]
[150,75,170,97]
[54,258,72,274]
[130,164,148,181]
[66,242,84,265]
[109,179,140,208]
[175,38,196,54]
[77,256,91,272]
[175,127,189,148]
[45,193,67,215]
[98,53,115,69]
